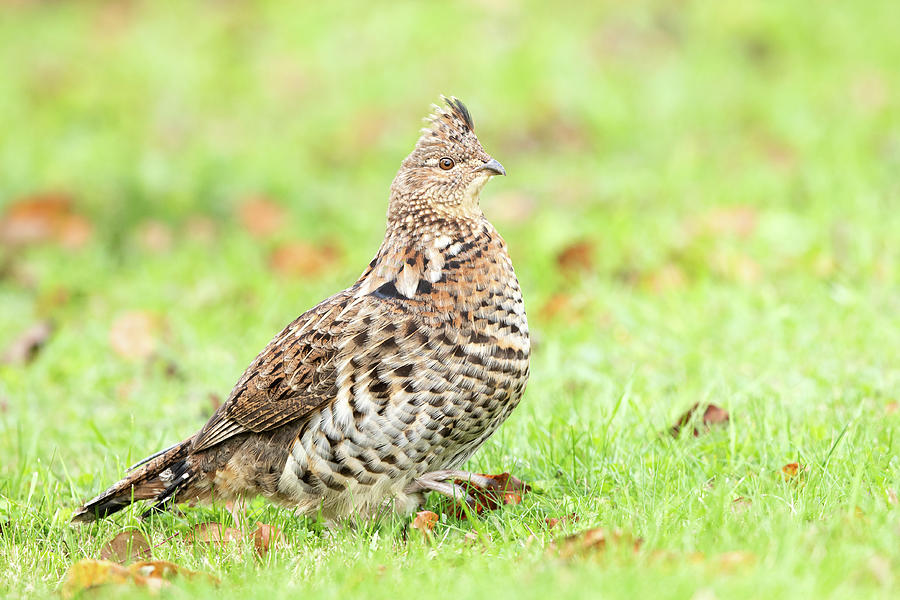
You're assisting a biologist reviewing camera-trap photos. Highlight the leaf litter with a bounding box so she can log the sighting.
[99,529,152,563]
[1,320,54,365]
[669,403,730,437]
[61,559,217,598]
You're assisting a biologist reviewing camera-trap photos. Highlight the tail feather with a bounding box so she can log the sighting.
[72,439,193,523]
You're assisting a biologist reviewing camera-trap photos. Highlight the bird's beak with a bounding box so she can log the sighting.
[477,158,506,177]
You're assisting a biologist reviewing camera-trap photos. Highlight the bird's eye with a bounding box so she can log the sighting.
[439,157,455,170]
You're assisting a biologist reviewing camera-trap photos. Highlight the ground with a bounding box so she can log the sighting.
[1,1,900,598]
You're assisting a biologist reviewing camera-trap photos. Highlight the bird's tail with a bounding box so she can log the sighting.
[71,439,194,523]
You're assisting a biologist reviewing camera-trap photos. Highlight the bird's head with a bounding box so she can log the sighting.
[389,97,505,222]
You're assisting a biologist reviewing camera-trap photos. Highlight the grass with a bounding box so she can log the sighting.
[2,0,900,598]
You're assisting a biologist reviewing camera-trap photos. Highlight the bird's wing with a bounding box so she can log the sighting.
[191,289,370,452]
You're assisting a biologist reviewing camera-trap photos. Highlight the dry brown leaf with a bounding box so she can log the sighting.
[537,293,594,324]
[186,522,242,546]
[60,559,139,599]
[781,462,804,481]
[130,560,218,586]
[100,530,151,563]
[669,403,730,437]
[885,402,899,416]
[109,311,165,360]
[411,510,439,537]
[1,320,53,365]
[553,527,643,559]
[60,559,212,598]
[237,196,287,238]
[452,473,530,518]
[545,513,579,529]
[252,522,282,557]
[538,293,571,321]
[0,192,93,249]
[268,241,341,278]
[555,240,595,275]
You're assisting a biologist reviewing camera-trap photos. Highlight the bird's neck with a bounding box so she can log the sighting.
[354,212,504,301]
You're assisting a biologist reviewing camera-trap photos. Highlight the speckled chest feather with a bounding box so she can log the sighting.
[266,215,530,518]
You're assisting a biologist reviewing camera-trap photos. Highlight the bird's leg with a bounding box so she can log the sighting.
[405,476,476,507]
[407,469,529,515]
[226,496,248,531]
[406,470,505,508]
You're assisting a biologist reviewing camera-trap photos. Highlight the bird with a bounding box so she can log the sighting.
[73,97,530,524]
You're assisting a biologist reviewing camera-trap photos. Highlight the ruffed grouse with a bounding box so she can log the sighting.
[73,97,530,523]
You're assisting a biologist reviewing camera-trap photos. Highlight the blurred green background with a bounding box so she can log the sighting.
[1,1,899,598]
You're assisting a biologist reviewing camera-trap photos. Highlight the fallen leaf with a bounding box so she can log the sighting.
[552,527,643,559]
[268,241,341,278]
[252,522,281,557]
[61,559,138,599]
[109,311,165,360]
[555,240,595,275]
[411,510,439,537]
[186,522,242,546]
[237,196,287,238]
[163,360,183,379]
[537,293,592,323]
[61,558,218,598]
[130,560,218,585]
[669,403,730,437]
[1,320,53,365]
[538,293,571,321]
[0,192,93,249]
[545,514,579,529]
[452,472,530,518]
[100,530,151,563]
[781,462,804,481]
[885,402,898,416]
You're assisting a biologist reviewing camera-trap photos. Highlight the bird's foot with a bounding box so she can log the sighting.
[406,470,529,515]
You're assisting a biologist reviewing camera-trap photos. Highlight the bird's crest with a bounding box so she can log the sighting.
[415,96,477,153]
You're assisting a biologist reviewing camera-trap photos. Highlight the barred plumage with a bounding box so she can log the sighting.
[73,97,530,523]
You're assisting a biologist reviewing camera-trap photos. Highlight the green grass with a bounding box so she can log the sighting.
[2,0,900,598]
